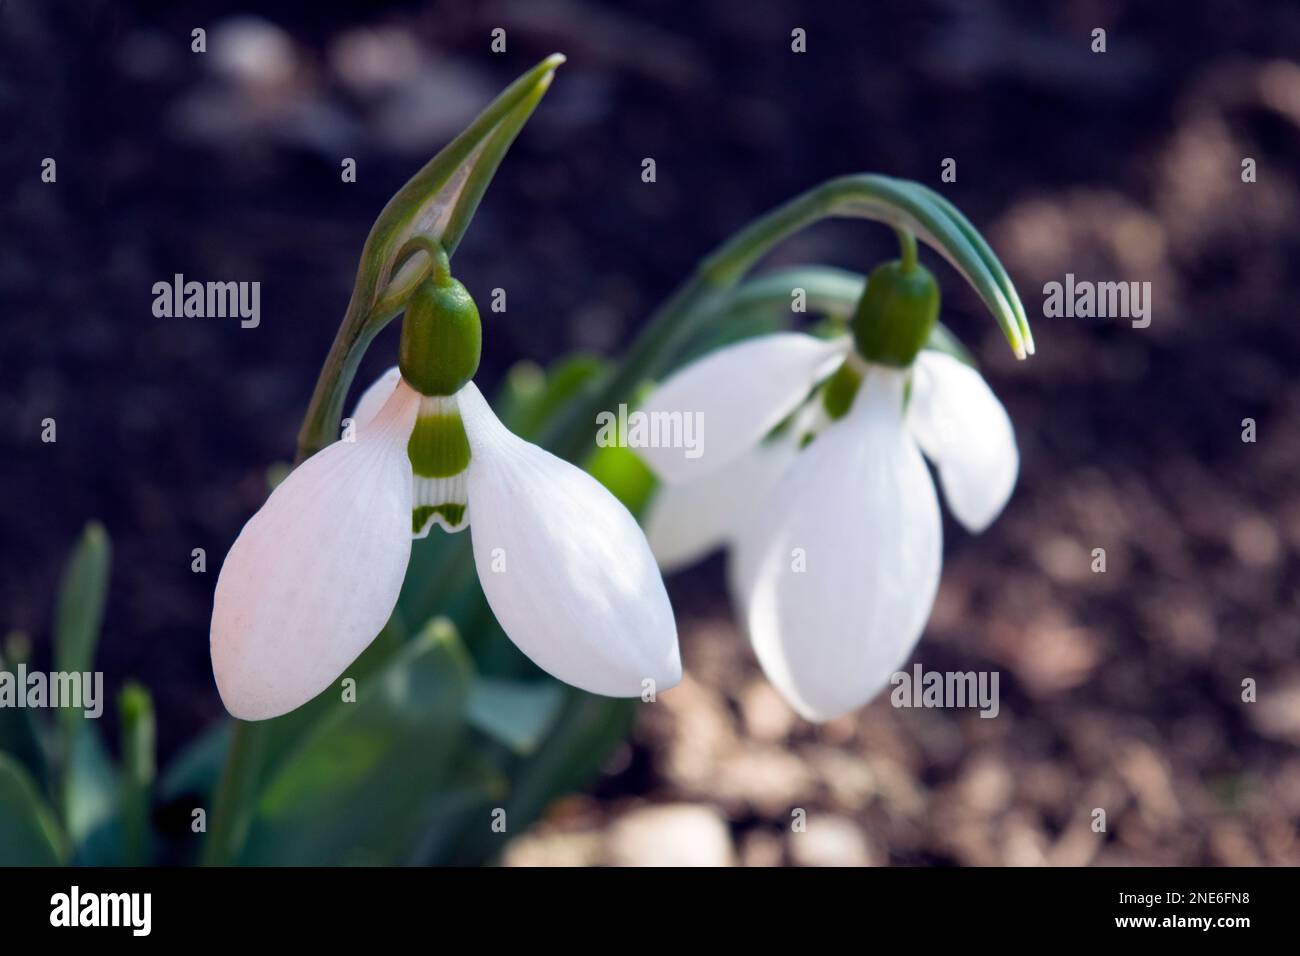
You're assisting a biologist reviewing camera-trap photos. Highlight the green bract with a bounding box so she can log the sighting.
[294,54,565,464]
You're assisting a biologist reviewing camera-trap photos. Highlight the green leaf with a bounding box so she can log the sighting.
[404,753,508,864]
[119,683,156,866]
[43,523,123,864]
[237,618,474,866]
[0,633,46,786]
[63,725,122,865]
[465,677,565,755]
[0,753,67,865]
[499,354,607,439]
[439,691,636,865]
[53,521,110,692]
[158,719,232,805]
[498,692,635,830]
[201,611,409,866]
[296,54,566,463]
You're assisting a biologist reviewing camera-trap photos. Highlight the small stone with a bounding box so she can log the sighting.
[788,814,872,867]
[607,804,734,867]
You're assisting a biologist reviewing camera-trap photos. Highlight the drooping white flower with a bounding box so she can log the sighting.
[638,328,1017,722]
[212,269,680,721]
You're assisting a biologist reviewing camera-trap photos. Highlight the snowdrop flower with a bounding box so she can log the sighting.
[637,254,1017,721]
[212,258,680,720]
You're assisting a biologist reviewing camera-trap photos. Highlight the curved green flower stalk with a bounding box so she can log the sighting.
[544,174,1030,462]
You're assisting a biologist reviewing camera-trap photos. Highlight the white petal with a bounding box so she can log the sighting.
[636,333,850,484]
[732,368,942,722]
[458,382,681,696]
[350,365,402,430]
[211,380,420,720]
[906,350,1018,533]
[644,436,797,573]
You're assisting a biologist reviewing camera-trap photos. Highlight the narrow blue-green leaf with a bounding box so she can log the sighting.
[53,521,110,693]
[237,618,474,865]
[119,682,155,866]
[0,634,46,786]
[201,609,409,865]
[405,754,508,864]
[466,677,566,755]
[158,719,232,804]
[0,753,67,865]
[498,691,636,829]
[63,726,122,865]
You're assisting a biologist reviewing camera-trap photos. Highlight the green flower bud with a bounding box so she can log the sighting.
[850,259,940,368]
[399,277,482,396]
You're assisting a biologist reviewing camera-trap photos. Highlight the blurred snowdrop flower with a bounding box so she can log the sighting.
[212,264,680,721]
[637,257,1017,721]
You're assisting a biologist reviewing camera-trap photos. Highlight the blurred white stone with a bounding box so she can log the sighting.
[788,814,872,867]
[211,17,296,87]
[607,804,734,867]
[502,830,604,868]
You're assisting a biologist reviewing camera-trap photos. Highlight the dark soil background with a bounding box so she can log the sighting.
[3,0,1299,864]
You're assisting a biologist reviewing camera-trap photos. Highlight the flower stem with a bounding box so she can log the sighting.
[894,227,918,273]
[200,717,268,866]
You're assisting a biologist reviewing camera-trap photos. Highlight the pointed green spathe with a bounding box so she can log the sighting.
[295,54,565,464]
